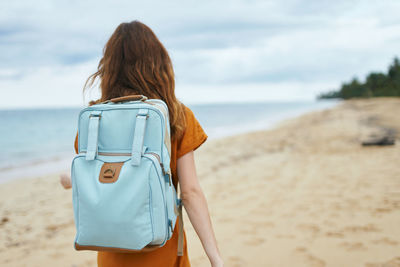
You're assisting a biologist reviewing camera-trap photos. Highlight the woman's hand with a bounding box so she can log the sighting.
[60,173,72,189]
[211,256,224,267]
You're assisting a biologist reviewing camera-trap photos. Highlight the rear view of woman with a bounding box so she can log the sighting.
[60,21,223,267]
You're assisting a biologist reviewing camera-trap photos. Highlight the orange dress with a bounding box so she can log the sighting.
[74,105,208,267]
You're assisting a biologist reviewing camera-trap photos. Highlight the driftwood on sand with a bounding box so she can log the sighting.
[362,134,396,146]
[361,124,396,146]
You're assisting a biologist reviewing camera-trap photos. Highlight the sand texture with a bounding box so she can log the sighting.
[1,98,399,267]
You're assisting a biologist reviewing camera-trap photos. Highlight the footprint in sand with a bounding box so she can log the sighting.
[296,223,321,235]
[374,208,394,216]
[244,237,265,246]
[0,217,9,225]
[325,231,344,238]
[228,256,246,267]
[371,237,399,246]
[45,222,71,238]
[342,224,380,234]
[295,246,307,252]
[305,254,326,267]
[246,220,275,228]
[339,241,367,251]
[294,247,326,267]
[365,257,400,267]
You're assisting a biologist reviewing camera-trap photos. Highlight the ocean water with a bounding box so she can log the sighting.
[0,100,338,182]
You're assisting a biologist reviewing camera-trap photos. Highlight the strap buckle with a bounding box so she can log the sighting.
[136,114,149,119]
[89,114,101,118]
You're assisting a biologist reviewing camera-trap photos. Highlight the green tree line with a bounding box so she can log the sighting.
[318,57,400,99]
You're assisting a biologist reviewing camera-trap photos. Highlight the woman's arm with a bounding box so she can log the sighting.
[177,151,223,267]
[60,133,78,190]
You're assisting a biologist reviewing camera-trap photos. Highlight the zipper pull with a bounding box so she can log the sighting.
[160,163,166,176]
[160,162,171,186]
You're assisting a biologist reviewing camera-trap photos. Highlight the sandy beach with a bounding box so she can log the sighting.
[1,98,399,267]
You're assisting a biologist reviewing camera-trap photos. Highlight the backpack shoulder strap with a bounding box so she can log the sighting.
[131,108,149,166]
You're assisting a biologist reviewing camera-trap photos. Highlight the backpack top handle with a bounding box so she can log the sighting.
[109,95,148,103]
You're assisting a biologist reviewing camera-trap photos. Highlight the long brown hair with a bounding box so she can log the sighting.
[84,20,186,140]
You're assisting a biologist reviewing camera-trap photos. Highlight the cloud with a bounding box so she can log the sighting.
[0,0,400,107]
[0,61,100,109]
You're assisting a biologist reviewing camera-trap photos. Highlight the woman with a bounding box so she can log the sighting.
[60,20,223,267]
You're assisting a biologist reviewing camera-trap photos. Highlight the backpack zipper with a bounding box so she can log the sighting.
[96,151,170,185]
[145,153,167,174]
[143,154,170,245]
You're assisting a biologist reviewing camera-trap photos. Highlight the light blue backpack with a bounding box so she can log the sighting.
[71,95,184,255]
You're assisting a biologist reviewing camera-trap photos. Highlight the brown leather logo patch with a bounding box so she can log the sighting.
[99,162,124,183]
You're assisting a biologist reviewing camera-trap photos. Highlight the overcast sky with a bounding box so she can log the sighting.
[1,0,400,108]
